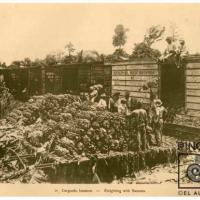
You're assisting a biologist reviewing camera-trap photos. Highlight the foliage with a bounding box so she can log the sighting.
[44,54,57,66]
[112,24,129,49]
[144,25,165,47]
[23,57,32,67]
[131,42,161,60]
[10,60,21,68]
[0,62,7,68]
[77,50,102,63]
[105,49,129,62]
[131,25,165,60]
[62,55,76,64]
[65,42,75,56]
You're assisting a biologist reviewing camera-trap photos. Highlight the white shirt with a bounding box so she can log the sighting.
[97,99,107,109]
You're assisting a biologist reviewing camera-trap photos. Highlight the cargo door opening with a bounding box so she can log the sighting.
[160,63,185,109]
[62,68,78,94]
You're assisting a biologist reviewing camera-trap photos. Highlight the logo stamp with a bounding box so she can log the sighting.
[178,152,200,189]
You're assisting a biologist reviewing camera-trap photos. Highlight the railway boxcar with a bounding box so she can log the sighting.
[106,59,159,104]
[43,62,112,95]
[108,55,200,118]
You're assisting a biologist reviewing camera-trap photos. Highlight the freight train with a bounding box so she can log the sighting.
[0,55,200,119]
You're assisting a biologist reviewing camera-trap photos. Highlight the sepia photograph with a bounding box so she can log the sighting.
[0,2,200,196]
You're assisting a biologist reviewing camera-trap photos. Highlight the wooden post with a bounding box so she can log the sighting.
[41,65,46,94]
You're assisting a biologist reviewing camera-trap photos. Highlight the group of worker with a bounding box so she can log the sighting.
[87,85,167,151]
[160,37,188,67]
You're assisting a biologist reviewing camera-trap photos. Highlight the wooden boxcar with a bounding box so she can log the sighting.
[0,66,42,98]
[106,59,159,104]
[183,56,200,117]
[43,62,112,95]
[107,55,200,118]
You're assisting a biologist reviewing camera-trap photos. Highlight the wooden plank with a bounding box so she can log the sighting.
[112,76,126,81]
[186,89,200,97]
[186,76,200,82]
[112,64,158,70]
[112,70,126,76]
[186,109,200,117]
[104,71,111,75]
[186,69,200,76]
[186,102,200,110]
[92,67,104,71]
[126,64,158,70]
[112,90,150,103]
[186,63,200,69]
[112,80,159,87]
[186,83,200,89]
[112,85,149,93]
[112,80,126,86]
[112,75,157,81]
[131,97,150,104]
[106,60,156,65]
[112,65,126,70]
[186,96,200,103]
[125,80,153,86]
[112,89,150,98]
[112,69,158,76]
[126,69,158,76]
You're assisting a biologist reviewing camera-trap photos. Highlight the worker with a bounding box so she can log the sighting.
[118,98,128,114]
[89,86,98,103]
[108,92,121,112]
[124,91,137,112]
[80,92,88,102]
[84,93,90,101]
[152,99,167,146]
[176,39,189,68]
[160,36,176,61]
[21,87,29,102]
[131,101,148,151]
[96,93,107,110]
[177,39,188,56]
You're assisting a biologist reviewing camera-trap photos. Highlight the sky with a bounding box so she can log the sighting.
[0,3,200,64]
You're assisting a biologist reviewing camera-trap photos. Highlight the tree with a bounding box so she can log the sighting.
[65,42,75,57]
[131,42,161,60]
[10,60,21,68]
[1,62,6,68]
[32,58,43,66]
[112,24,129,49]
[144,25,165,47]
[44,54,57,66]
[131,25,165,60]
[24,57,32,67]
